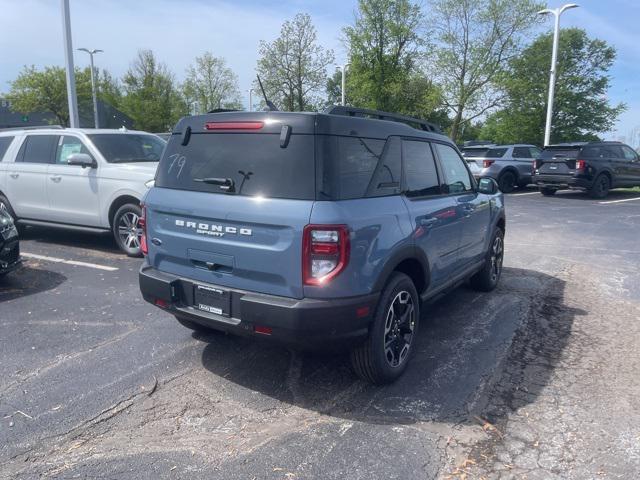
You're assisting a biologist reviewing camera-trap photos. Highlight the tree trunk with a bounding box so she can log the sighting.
[450,108,464,143]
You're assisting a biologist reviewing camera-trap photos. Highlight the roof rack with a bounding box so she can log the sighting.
[324,105,442,134]
[0,125,64,131]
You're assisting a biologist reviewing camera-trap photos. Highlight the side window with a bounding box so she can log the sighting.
[402,140,440,198]
[530,147,542,158]
[581,146,601,158]
[513,147,532,158]
[0,136,14,161]
[17,135,58,164]
[601,146,621,159]
[336,137,385,200]
[367,137,401,197]
[434,143,472,194]
[621,146,638,161]
[55,136,92,165]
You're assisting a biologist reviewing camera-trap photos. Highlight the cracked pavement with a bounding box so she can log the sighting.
[1,189,639,479]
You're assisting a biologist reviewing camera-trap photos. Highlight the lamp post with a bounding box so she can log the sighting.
[538,4,579,146]
[337,64,350,106]
[78,48,103,128]
[248,88,255,112]
[61,0,79,128]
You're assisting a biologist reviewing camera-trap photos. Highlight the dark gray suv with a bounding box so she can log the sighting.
[139,106,506,384]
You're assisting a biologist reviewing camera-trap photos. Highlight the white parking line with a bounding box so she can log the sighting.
[21,253,118,272]
[599,196,640,205]
[511,191,540,196]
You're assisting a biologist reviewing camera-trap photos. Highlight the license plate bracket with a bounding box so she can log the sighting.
[193,284,231,317]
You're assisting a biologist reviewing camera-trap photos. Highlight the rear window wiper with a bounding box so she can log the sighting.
[193,177,235,192]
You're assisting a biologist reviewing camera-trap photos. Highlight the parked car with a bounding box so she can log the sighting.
[464,144,542,193]
[0,202,21,278]
[533,141,640,198]
[0,127,166,256]
[139,106,506,384]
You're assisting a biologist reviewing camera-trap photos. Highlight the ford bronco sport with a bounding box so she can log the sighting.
[139,106,505,384]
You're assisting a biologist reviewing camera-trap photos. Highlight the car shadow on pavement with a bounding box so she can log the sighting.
[0,265,66,302]
[19,226,120,255]
[199,267,586,427]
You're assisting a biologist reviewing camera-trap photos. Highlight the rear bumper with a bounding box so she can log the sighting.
[533,173,591,190]
[139,264,378,348]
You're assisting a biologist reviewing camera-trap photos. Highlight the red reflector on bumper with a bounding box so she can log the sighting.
[155,298,169,308]
[254,325,273,335]
[356,306,370,318]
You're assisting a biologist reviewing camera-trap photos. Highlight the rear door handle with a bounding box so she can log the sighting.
[9,173,19,179]
[50,175,62,182]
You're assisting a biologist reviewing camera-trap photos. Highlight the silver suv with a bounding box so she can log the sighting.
[463,144,542,193]
[0,127,165,256]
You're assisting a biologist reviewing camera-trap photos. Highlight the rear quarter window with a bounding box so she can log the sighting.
[156,133,316,200]
[0,136,14,161]
[485,148,508,158]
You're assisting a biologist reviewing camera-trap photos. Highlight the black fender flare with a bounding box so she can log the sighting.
[372,245,431,294]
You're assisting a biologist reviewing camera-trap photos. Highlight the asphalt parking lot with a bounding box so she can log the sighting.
[1,189,639,479]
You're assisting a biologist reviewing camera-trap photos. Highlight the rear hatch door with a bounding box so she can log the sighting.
[537,146,581,176]
[145,113,317,299]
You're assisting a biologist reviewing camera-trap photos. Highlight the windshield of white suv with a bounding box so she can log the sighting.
[88,134,166,163]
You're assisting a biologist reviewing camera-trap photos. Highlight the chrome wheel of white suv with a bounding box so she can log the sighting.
[113,204,143,257]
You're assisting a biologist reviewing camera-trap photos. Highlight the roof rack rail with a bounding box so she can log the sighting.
[0,125,64,131]
[324,105,442,134]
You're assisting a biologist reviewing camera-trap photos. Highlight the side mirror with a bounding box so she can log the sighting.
[478,176,499,195]
[67,153,96,168]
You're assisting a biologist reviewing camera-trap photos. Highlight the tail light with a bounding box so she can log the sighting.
[532,159,542,172]
[575,159,587,171]
[483,159,495,168]
[303,225,349,286]
[139,204,148,256]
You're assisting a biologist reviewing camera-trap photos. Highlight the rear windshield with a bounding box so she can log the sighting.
[89,134,166,163]
[541,148,580,159]
[485,148,508,158]
[462,148,490,157]
[155,133,316,200]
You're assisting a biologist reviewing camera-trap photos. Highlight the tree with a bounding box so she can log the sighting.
[119,50,186,131]
[343,0,425,112]
[480,28,625,145]
[256,13,334,111]
[183,52,242,113]
[428,0,544,142]
[7,65,93,126]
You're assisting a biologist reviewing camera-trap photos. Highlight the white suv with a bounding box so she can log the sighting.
[0,127,165,256]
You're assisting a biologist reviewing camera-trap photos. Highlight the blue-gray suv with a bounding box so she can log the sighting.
[139,106,506,384]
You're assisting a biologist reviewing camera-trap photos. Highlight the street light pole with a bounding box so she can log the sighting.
[337,64,350,106]
[78,48,103,128]
[539,4,579,146]
[61,0,79,128]
[248,88,254,112]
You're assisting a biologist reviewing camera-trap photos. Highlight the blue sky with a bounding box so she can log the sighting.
[1,0,638,145]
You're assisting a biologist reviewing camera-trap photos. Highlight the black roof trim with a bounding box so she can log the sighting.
[324,105,442,134]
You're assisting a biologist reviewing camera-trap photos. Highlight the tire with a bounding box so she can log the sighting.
[350,272,420,385]
[112,203,143,257]
[539,187,557,196]
[0,194,26,235]
[469,227,504,292]
[498,171,517,193]
[175,316,217,333]
[588,174,610,199]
